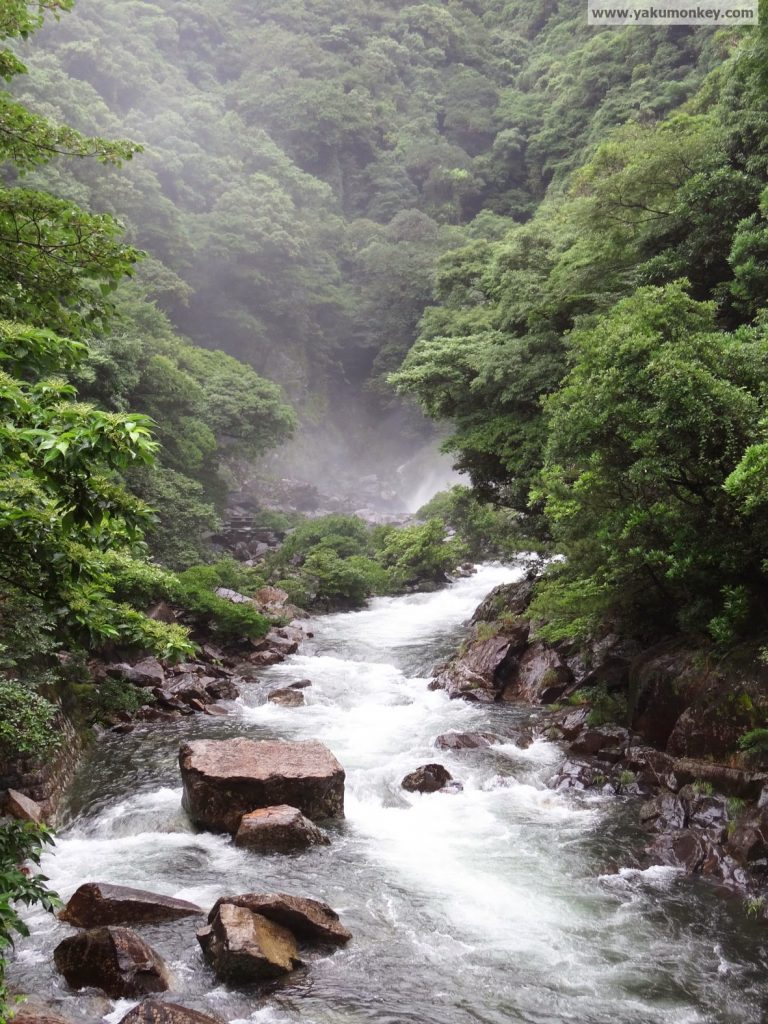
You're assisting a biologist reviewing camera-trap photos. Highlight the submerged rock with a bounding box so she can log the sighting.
[53,926,170,997]
[209,892,351,946]
[197,903,301,983]
[179,738,345,833]
[401,764,454,794]
[235,805,330,853]
[268,688,305,708]
[59,882,202,928]
[118,1001,223,1024]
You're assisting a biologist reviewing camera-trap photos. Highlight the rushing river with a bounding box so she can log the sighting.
[9,563,768,1024]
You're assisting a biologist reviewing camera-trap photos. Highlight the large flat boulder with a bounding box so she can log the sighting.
[208,892,351,946]
[53,926,170,998]
[180,738,345,833]
[197,903,301,983]
[118,1001,222,1024]
[235,805,330,853]
[59,882,202,928]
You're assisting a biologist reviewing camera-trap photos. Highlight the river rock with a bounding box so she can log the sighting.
[646,830,710,874]
[5,788,44,823]
[430,633,523,702]
[209,893,351,946]
[59,882,203,928]
[11,1002,75,1024]
[726,808,768,867]
[235,805,330,853]
[118,1000,223,1024]
[205,678,239,701]
[434,731,501,751]
[501,642,572,704]
[471,579,535,623]
[268,688,305,707]
[197,903,301,983]
[115,657,166,688]
[179,738,345,833]
[569,725,630,759]
[53,926,170,997]
[401,764,453,793]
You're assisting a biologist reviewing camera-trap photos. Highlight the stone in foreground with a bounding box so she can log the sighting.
[235,805,330,853]
[11,1002,74,1024]
[118,1000,223,1024]
[53,926,170,998]
[5,789,44,823]
[59,882,203,928]
[179,738,345,833]
[401,764,454,794]
[209,892,351,946]
[197,903,301,983]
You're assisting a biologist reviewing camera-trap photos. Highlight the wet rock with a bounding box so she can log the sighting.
[639,792,687,832]
[5,788,44,823]
[11,1001,75,1024]
[197,903,301,983]
[205,679,239,701]
[558,708,589,741]
[179,738,345,833]
[550,760,605,792]
[646,830,710,874]
[569,726,630,758]
[122,655,165,688]
[268,689,305,708]
[118,1000,223,1024]
[54,926,170,997]
[253,629,300,657]
[434,731,501,751]
[401,764,453,794]
[59,882,202,928]
[166,676,213,706]
[204,705,229,718]
[248,650,285,667]
[471,579,535,623]
[726,809,768,867]
[431,634,522,702]
[209,893,351,946]
[288,679,313,690]
[235,805,330,853]
[502,642,572,704]
[678,785,728,837]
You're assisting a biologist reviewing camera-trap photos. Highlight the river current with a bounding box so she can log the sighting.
[9,563,768,1024]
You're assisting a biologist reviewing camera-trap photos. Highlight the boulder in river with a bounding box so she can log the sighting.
[118,1001,223,1024]
[110,657,166,688]
[434,731,501,751]
[235,805,330,853]
[197,903,301,983]
[179,738,345,833]
[53,926,170,997]
[268,688,305,708]
[401,764,454,794]
[11,1002,75,1024]
[209,892,351,946]
[59,882,203,928]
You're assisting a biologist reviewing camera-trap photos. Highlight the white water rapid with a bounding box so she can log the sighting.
[9,563,768,1024]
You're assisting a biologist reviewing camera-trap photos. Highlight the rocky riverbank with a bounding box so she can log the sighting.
[430,575,768,911]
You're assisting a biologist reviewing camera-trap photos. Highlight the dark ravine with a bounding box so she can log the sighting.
[431,575,768,909]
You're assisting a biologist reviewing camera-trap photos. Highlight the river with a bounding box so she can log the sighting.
[8,563,768,1024]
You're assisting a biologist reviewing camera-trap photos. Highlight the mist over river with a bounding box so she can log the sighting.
[9,564,768,1024]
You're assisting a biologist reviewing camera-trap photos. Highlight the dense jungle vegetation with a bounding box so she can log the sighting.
[3,0,768,1006]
